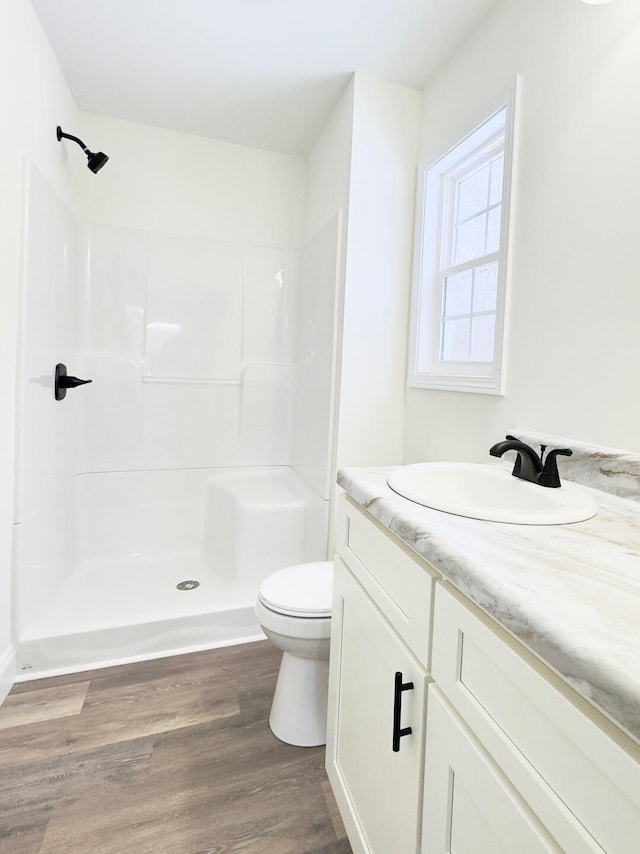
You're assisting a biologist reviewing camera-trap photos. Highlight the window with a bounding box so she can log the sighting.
[409,82,518,394]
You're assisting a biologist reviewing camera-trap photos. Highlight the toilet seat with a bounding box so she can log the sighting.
[258,561,333,618]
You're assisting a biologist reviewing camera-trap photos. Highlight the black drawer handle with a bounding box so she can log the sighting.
[392,671,414,752]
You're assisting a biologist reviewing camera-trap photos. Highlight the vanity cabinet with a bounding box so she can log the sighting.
[326,495,437,854]
[428,582,640,853]
[328,495,640,854]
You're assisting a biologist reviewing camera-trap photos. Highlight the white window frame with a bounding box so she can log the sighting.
[408,80,519,395]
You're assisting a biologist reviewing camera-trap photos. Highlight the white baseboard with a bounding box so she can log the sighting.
[0,645,16,706]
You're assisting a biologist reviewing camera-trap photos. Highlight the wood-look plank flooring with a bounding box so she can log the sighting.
[0,641,352,854]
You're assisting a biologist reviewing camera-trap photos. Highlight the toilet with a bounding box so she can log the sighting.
[255,560,334,747]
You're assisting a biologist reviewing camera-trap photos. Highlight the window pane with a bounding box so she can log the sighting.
[454,213,486,265]
[473,263,498,313]
[444,270,472,318]
[486,206,502,254]
[470,314,496,362]
[457,164,490,223]
[441,318,470,361]
[489,155,504,205]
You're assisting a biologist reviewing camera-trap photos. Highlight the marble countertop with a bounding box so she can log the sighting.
[337,447,640,742]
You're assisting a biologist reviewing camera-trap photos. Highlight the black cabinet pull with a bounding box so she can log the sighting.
[392,671,414,752]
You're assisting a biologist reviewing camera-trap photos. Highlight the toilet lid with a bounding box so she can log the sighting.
[259,561,333,618]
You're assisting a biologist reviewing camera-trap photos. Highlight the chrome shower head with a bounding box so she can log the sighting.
[56,126,109,173]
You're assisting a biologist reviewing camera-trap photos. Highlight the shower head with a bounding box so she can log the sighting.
[56,126,109,173]
[86,150,109,173]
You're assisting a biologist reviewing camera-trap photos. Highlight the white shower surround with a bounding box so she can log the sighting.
[14,163,340,679]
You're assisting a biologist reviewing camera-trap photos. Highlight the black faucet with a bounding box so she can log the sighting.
[489,434,572,488]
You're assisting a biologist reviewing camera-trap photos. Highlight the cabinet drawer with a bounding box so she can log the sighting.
[337,495,437,668]
[432,583,640,854]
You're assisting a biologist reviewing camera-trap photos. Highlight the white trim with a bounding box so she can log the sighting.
[408,78,520,395]
[0,646,16,706]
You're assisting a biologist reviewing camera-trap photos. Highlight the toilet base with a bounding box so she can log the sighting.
[269,652,329,747]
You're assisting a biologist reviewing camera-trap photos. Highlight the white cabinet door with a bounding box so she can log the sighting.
[327,558,427,854]
[422,686,561,854]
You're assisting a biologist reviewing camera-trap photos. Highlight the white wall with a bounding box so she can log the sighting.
[304,79,355,244]
[338,74,421,470]
[0,0,78,696]
[75,112,307,246]
[304,74,422,472]
[302,74,421,549]
[404,0,640,462]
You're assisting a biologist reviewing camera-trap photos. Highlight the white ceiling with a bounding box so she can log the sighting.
[31,0,497,155]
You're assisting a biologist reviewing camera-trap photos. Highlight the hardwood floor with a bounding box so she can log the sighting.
[0,641,352,854]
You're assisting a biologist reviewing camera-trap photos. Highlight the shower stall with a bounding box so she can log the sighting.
[13,163,341,679]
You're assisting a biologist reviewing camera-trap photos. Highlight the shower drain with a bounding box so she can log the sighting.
[176,580,200,591]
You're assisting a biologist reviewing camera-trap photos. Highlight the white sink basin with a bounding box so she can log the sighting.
[387,462,598,525]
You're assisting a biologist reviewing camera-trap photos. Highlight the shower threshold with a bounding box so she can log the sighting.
[16,553,265,680]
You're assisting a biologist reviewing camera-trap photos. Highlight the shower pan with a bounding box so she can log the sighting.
[13,163,341,679]
[17,466,329,676]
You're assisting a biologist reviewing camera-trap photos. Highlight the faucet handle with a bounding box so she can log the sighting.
[538,448,573,488]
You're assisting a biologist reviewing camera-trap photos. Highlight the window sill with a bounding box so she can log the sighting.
[408,373,505,395]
